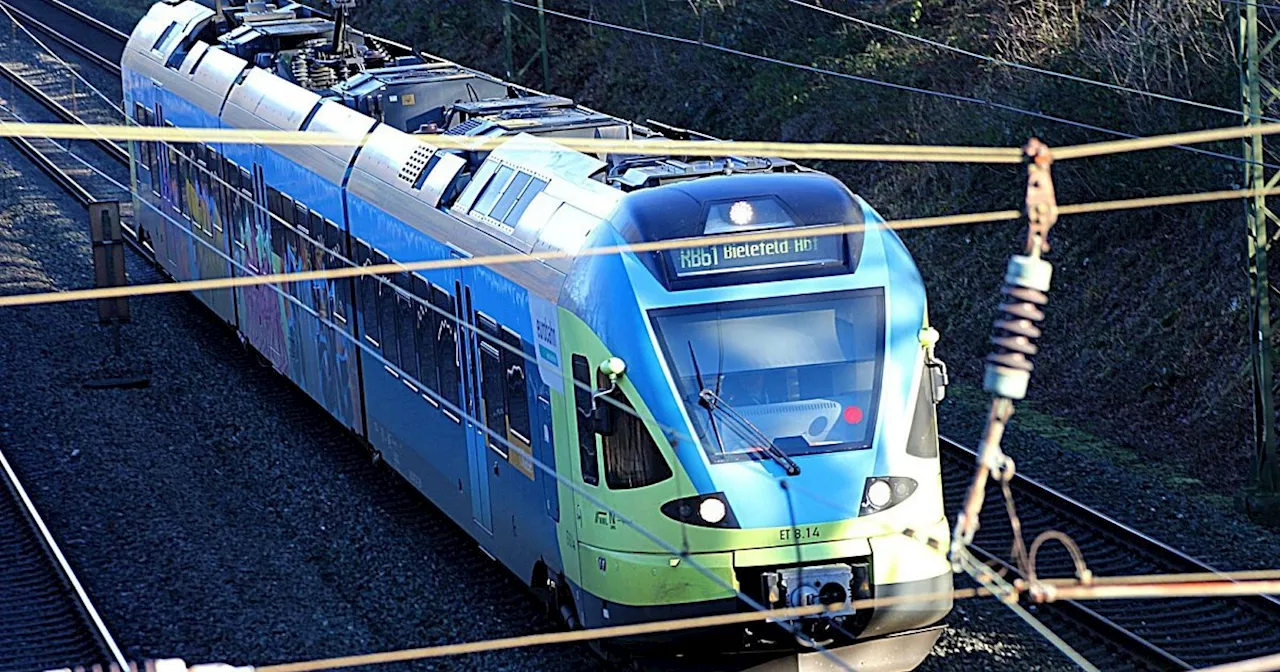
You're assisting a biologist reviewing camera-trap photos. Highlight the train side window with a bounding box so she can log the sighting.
[373,250,399,368]
[413,276,438,393]
[432,285,461,416]
[601,386,672,490]
[354,240,380,347]
[501,327,531,443]
[309,211,324,243]
[294,201,309,234]
[266,188,282,250]
[396,273,418,383]
[572,354,600,486]
[477,314,506,452]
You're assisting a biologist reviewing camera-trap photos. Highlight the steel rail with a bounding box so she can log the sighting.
[0,0,123,74]
[0,59,129,163]
[0,0,127,65]
[0,15,144,252]
[0,444,127,671]
[0,114,95,203]
[943,436,1280,669]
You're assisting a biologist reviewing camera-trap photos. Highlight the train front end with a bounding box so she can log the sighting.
[556,171,951,669]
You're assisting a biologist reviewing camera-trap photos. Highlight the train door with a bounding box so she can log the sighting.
[453,253,494,535]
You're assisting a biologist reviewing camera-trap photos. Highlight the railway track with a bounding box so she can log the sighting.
[0,444,126,671]
[0,0,127,72]
[0,0,141,252]
[942,437,1280,670]
[4,1,1280,669]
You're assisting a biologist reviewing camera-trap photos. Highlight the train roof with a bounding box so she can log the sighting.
[124,0,866,294]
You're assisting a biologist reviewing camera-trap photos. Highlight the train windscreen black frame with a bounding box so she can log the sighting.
[650,287,886,464]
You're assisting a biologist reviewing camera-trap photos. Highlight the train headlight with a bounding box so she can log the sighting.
[699,498,727,524]
[859,476,918,516]
[866,480,892,508]
[729,200,755,226]
[661,492,739,528]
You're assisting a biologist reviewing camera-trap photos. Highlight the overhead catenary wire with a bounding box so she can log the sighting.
[0,206,1022,309]
[1054,121,1280,160]
[495,0,1279,170]
[0,120,1021,162]
[2,180,1276,311]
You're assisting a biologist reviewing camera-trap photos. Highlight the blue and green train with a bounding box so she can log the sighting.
[122,1,953,667]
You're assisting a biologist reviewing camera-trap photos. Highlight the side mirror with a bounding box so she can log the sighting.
[591,357,627,436]
[919,327,948,403]
[593,401,617,436]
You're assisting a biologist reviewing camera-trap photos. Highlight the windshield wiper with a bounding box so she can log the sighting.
[688,342,726,456]
[698,387,801,476]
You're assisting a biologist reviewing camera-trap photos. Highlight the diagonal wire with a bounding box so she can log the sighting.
[784,0,1262,122]
[495,0,1279,170]
[4,179,1280,310]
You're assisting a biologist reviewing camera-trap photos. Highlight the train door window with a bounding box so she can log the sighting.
[280,195,298,293]
[324,219,346,322]
[477,314,506,453]
[601,386,672,490]
[210,153,224,232]
[572,354,600,486]
[133,104,150,171]
[373,250,399,368]
[395,273,418,383]
[146,114,161,194]
[198,150,212,231]
[501,327,531,444]
[297,226,313,307]
[471,165,514,217]
[503,177,546,227]
[179,155,191,218]
[239,168,253,244]
[432,285,461,417]
[163,122,177,206]
[413,275,437,393]
[354,240,380,347]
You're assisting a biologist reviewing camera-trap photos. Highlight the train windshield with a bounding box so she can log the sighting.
[650,288,884,463]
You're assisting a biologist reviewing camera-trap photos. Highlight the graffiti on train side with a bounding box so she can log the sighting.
[155,164,361,429]
[235,193,289,374]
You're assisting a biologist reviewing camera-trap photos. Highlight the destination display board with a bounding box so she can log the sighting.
[666,234,844,278]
